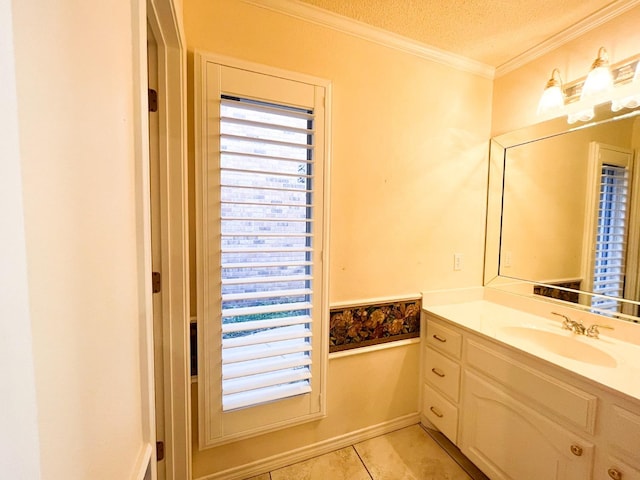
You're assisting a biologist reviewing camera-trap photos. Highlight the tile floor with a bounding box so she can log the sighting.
[245,424,485,480]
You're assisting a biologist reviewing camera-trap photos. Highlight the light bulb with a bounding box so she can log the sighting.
[581,47,613,101]
[537,69,565,117]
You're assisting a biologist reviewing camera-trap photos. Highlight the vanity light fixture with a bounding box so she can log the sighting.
[537,47,640,123]
[612,59,640,112]
[537,68,565,117]
[566,107,595,124]
[581,47,614,100]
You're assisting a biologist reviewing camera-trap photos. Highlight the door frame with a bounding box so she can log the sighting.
[135,0,190,478]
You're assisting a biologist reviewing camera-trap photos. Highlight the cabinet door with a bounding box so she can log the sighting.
[460,371,594,480]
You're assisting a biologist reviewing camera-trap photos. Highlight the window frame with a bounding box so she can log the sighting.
[194,52,331,449]
[581,141,634,314]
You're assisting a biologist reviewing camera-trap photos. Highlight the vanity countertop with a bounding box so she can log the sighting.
[423,300,640,403]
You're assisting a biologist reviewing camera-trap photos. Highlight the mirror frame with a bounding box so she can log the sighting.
[484,103,640,323]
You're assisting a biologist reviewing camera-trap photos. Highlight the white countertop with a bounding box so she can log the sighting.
[424,300,640,403]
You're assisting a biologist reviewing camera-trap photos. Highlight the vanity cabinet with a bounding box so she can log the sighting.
[421,312,640,480]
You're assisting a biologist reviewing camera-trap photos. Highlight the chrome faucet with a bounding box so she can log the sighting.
[552,312,586,335]
[552,312,614,338]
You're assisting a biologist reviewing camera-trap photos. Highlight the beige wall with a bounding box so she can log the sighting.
[492,5,640,136]
[185,0,492,305]
[191,344,420,476]
[10,0,150,478]
[185,0,492,476]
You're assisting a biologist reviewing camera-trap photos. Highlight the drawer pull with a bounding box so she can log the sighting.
[433,334,447,343]
[431,367,446,378]
[570,444,583,457]
[429,406,444,418]
[608,468,622,480]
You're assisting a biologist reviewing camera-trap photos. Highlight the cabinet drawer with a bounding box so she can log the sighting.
[424,347,460,402]
[608,405,640,463]
[423,383,458,444]
[426,320,462,359]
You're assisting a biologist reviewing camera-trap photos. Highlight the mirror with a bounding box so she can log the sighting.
[486,104,640,323]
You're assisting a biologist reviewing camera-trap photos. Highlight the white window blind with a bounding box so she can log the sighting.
[197,56,328,447]
[591,164,629,312]
[219,96,315,411]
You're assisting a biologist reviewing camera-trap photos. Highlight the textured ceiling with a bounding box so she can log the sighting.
[297,0,620,67]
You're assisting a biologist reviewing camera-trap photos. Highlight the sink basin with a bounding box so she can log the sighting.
[499,326,618,368]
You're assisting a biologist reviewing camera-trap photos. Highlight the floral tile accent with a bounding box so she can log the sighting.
[533,280,581,304]
[329,299,421,352]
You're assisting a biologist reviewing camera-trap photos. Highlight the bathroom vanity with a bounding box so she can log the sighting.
[421,295,640,480]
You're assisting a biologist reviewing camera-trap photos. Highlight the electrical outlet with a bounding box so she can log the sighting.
[504,251,512,268]
[454,253,463,271]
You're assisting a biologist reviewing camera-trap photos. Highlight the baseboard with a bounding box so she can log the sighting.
[194,412,421,480]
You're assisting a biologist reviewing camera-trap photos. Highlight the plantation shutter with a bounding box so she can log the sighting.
[591,164,629,312]
[196,56,328,447]
[219,96,315,411]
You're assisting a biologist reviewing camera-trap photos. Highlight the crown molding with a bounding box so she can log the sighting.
[496,0,640,77]
[240,0,495,79]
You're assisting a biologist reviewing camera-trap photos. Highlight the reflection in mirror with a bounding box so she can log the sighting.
[486,106,640,323]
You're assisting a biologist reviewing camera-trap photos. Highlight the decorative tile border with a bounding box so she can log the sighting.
[533,280,581,304]
[329,299,421,352]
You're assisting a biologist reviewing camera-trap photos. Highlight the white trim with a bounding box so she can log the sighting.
[0,2,43,476]
[240,0,494,79]
[626,149,640,314]
[130,443,153,480]
[496,0,640,77]
[193,413,421,480]
[329,337,421,360]
[131,0,158,479]
[535,277,584,286]
[194,51,332,89]
[330,293,422,310]
[146,1,191,478]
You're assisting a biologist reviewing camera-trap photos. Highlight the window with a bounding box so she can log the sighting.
[195,54,330,447]
[591,163,629,312]
[583,142,633,314]
[220,96,315,411]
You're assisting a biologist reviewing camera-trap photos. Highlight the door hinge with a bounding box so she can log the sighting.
[152,271,161,294]
[156,441,165,461]
[148,89,158,112]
